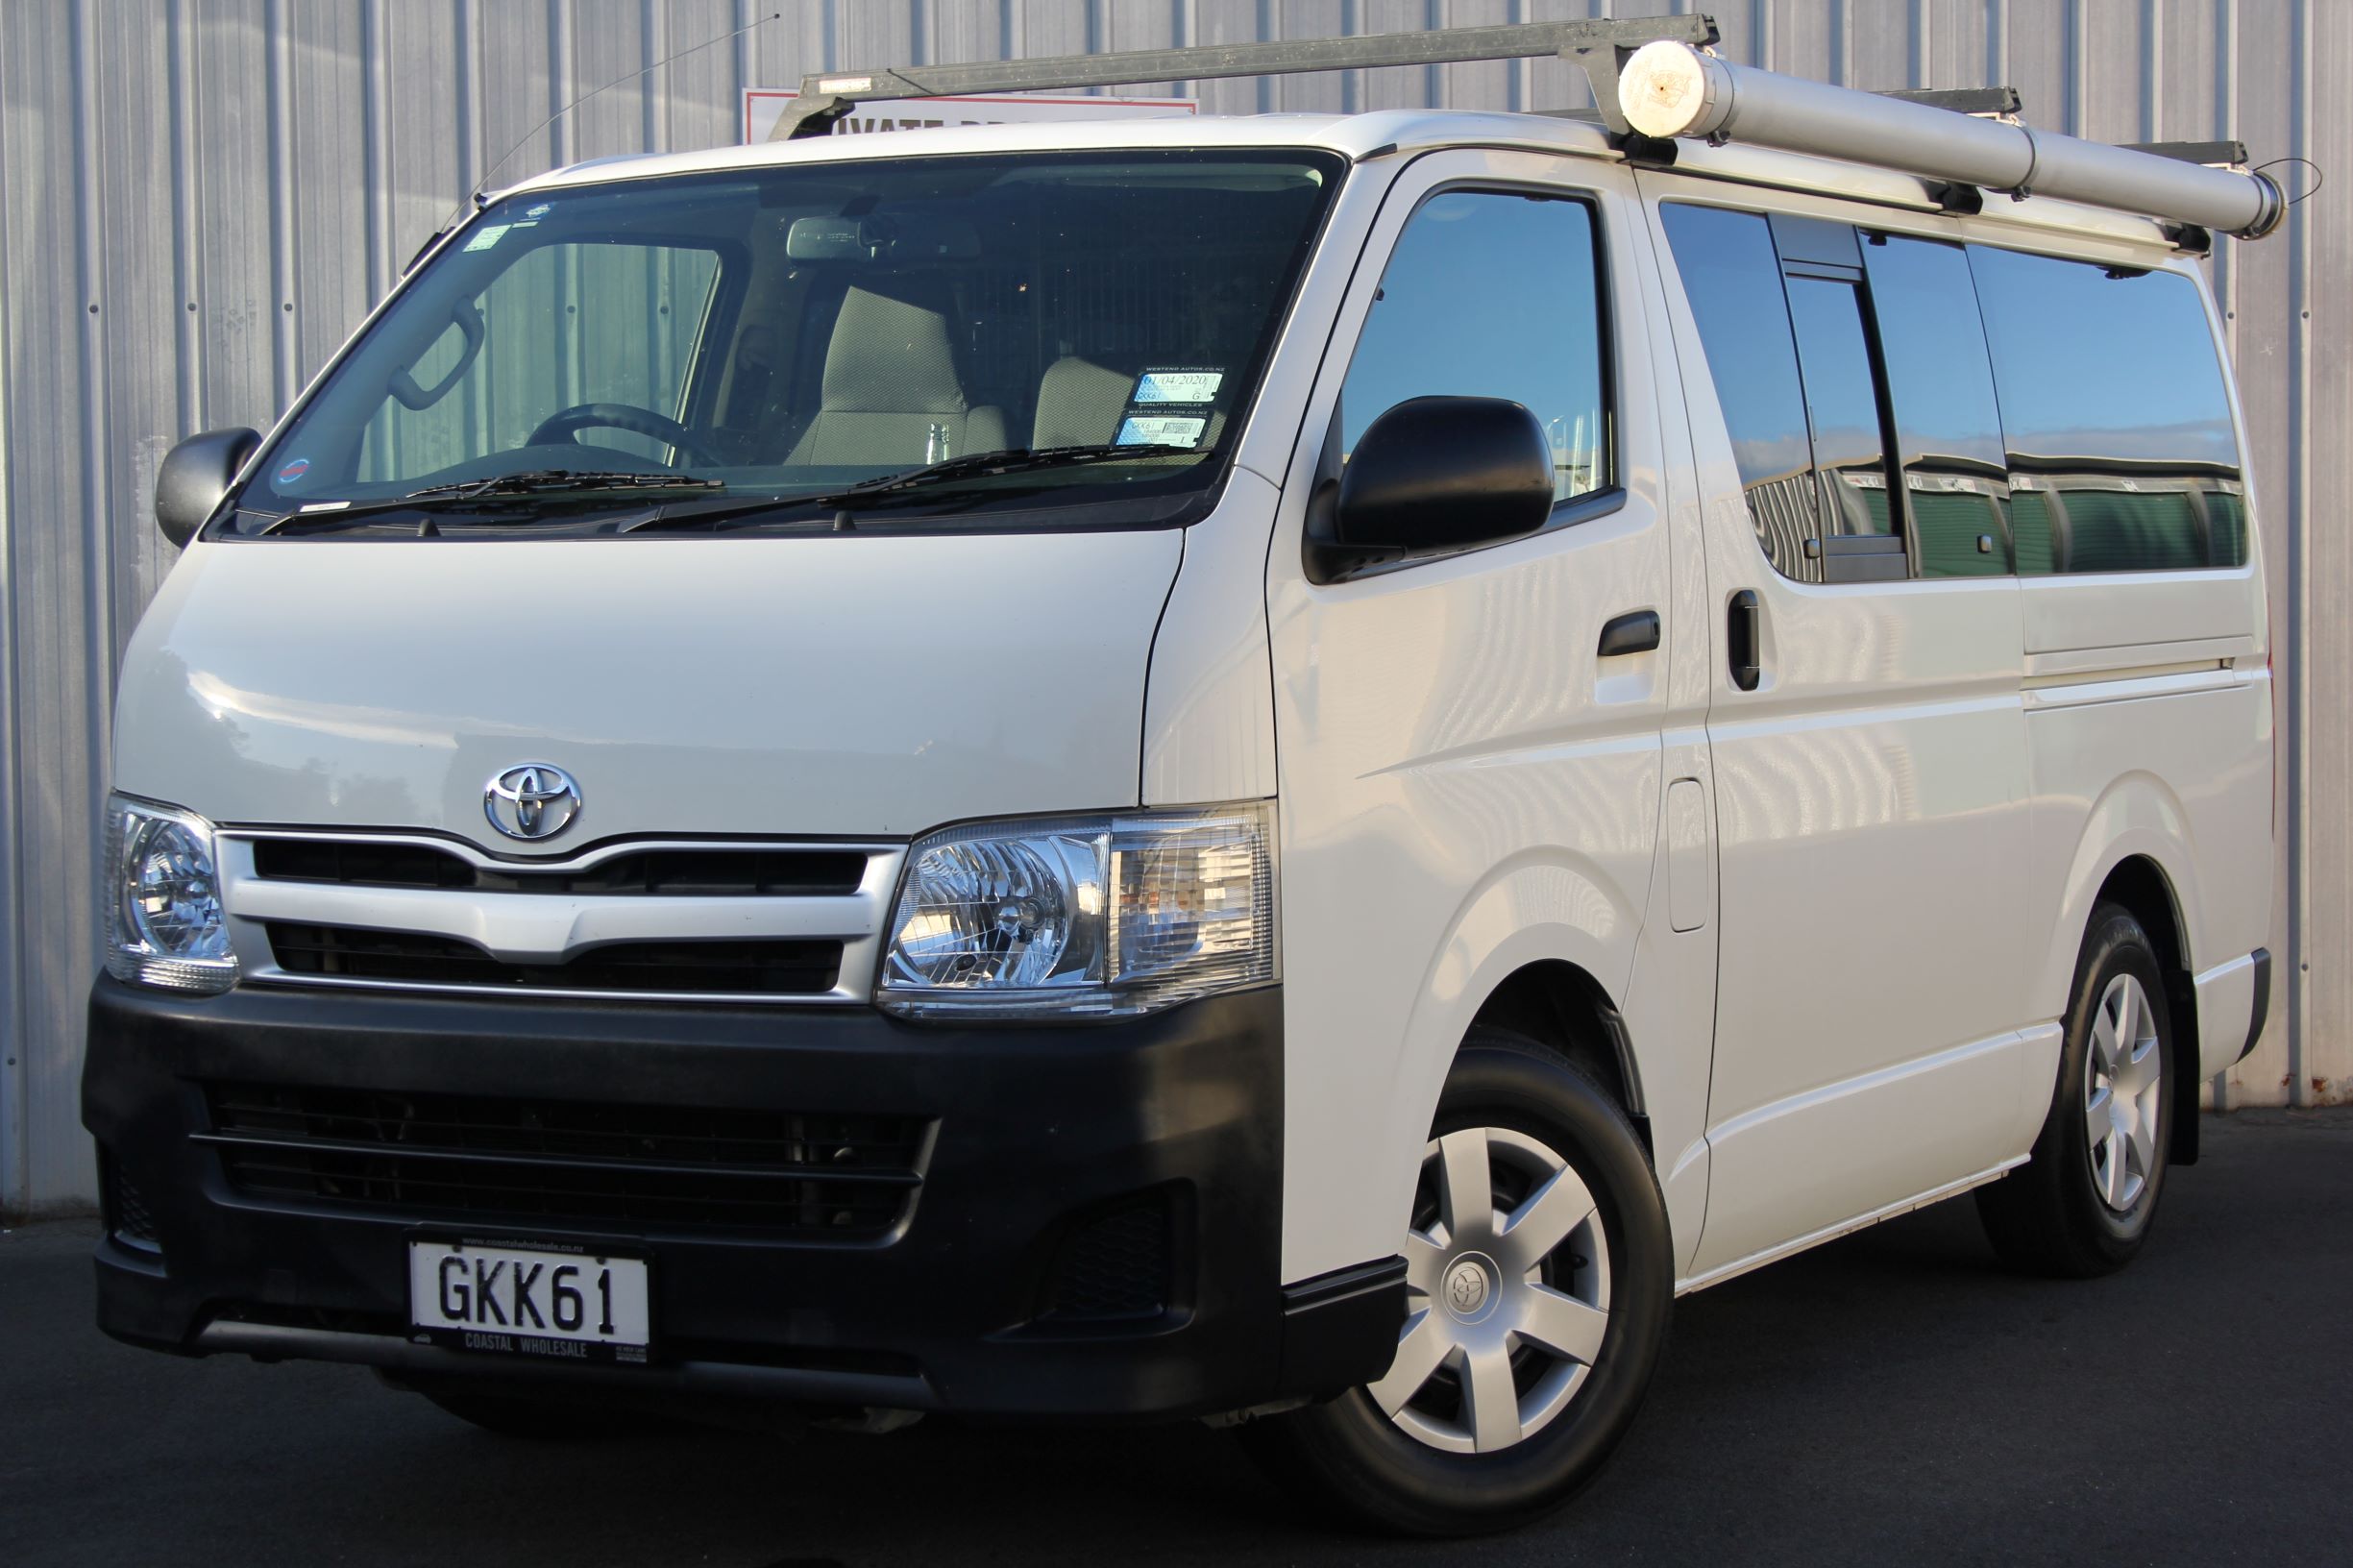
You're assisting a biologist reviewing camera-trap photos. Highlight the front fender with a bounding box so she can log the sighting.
[1343,853,1640,1276]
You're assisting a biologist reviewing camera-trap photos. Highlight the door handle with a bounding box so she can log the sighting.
[1727,589,1761,692]
[1597,609,1660,658]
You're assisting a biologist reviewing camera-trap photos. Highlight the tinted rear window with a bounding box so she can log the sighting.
[1969,247,2245,572]
[1968,249,2238,472]
[1861,234,2011,577]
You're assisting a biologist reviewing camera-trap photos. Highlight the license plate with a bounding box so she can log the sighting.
[408,1239,651,1364]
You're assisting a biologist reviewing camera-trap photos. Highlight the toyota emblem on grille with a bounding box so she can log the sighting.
[484,763,581,842]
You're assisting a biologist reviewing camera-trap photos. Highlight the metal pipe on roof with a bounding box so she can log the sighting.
[1619,40,2286,240]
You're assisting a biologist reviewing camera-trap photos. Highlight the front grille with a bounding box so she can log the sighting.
[265,923,842,996]
[250,838,868,897]
[1043,1196,1173,1321]
[204,1084,929,1237]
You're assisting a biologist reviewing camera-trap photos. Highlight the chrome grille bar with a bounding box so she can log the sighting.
[217,832,905,1005]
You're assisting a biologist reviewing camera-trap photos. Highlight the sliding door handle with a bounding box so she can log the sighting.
[1727,589,1761,691]
[1597,609,1661,658]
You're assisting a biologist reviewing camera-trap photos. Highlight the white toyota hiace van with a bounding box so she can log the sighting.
[86,20,2278,1535]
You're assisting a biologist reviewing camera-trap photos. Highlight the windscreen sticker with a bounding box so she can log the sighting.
[462,224,512,253]
[1131,368,1224,404]
[276,456,310,485]
[1115,415,1208,449]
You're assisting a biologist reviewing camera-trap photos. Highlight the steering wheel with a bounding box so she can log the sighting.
[525,403,724,468]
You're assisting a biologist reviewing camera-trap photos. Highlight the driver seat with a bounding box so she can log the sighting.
[785,282,1005,466]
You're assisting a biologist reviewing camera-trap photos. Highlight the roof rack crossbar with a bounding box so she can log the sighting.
[2126,139,2251,169]
[768,14,1720,141]
[1875,86,2022,117]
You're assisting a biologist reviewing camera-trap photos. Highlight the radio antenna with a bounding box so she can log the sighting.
[444,9,783,231]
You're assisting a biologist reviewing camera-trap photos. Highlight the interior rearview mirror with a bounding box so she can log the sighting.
[154,428,260,549]
[786,212,982,264]
[1319,396,1555,576]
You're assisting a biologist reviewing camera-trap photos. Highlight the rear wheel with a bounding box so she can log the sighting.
[1976,902,2174,1277]
[1242,1030,1672,1535]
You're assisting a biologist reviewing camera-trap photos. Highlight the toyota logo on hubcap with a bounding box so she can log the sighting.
[1443,1256,1496,1321]
[484,763,582,842]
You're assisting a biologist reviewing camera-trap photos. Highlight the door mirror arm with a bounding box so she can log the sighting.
[1303,476,1408,584]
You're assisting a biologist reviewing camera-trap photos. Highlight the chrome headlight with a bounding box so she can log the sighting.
[103,795,237,994]
[877,801,1276,1019]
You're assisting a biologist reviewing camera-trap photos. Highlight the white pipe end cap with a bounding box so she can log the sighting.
[1619,40,1733,140]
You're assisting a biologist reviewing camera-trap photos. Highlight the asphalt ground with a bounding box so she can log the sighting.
[6,1109,2349,1568]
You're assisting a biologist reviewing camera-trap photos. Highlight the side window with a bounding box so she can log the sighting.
[1656,206,1814,577]
[1859,234,2013,578]
[1782,272,1902,580]
[1660,205,1905,582]
[1340,189,1612,508]
[1968,246,2245,573]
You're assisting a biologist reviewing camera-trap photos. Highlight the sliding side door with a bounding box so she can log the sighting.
[1647,186,2036,1283]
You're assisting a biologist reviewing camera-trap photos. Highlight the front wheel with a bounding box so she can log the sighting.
[1975,902,2175,1277]
[1242,1030,1673,1536]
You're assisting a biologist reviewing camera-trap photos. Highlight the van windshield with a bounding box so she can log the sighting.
[232,148,1344,535]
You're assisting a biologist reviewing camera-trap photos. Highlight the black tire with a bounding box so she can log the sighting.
[419,1387,637,1440]
[1976,901,2175,1278]
[1241,1028,1673,1536]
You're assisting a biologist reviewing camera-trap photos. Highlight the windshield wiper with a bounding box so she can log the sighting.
[255,471,723,535]
[829,442,1201,502]
[623,444,1199,535]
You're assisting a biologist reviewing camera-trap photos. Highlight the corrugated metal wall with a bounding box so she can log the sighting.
[2,0,2341,1214]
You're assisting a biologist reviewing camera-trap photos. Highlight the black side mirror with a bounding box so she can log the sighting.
[1310,396,1555,580]
[154,428,259,548]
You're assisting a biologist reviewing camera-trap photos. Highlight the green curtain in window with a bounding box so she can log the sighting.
[2061,490,2204,574]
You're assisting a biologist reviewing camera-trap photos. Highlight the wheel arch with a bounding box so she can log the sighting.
[2089,853,2203,1167]
[2039,770,2206,1015]
[1468,959,1649,1155]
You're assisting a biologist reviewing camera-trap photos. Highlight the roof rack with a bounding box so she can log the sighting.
[767,14,1718,142]
[765,15,2286,245]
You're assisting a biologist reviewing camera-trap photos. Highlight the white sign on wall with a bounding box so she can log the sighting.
[742,89,1197,144]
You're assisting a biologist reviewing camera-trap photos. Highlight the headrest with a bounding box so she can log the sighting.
[1032,356,1136,449]
[820,283,969,415]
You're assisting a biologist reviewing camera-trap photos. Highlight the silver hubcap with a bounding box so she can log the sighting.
[1373,1127,1611,1455]
[2085,973,2163,1212]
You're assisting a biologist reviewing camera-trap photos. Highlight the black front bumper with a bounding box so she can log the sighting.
[83,977,1400,1422]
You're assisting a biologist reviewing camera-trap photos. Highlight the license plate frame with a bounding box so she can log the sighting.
[406,1236,653,1366]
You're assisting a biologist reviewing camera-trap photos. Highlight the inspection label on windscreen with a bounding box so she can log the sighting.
[1115,367,1222,448]
[1132,368,1224,404]
[1116,414,1209,448]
